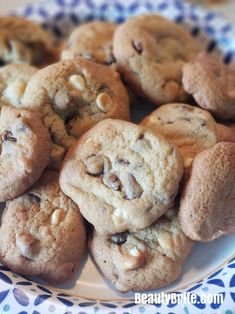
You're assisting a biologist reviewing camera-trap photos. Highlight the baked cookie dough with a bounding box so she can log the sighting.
[141,103,234,168]
[89,208,193,292]
[0,16,53,66]
[0,64,37,107]
[0,105,52,201]
[179,142,235,241]
[113,14,199,105]
[22,57,130,167]
[0,171,86,283]
[60,119,184,236]
[61,21,117,66]
[183,53,235,121]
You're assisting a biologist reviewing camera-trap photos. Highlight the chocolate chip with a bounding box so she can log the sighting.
[48,127,57,143]
[1,130,17,143]
[124,174,143,200]
[0,59,6,67]
[103,173,122,191]
[145,205,153,212]
[133,134,151,152]
[117,158,130,166]
[167,121,173,124]
[28,192,41,203]
[200,120,206,127]
[64,115,74,125]
[137,133,145,140]
[181,117,191,122]
[132,40,143,54]
[111,232,129,245]
[97,84,108,93]
[105,53,116,65]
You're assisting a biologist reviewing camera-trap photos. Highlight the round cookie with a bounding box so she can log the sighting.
[0,16,53,66]
[0,64,37,107]
[0,105,52,201]
[89,208,194,292]
[179,142,235,242]
[61,21,117,66]
[60,119,184,236]
[183,53,235,121]
[141,103,234,168]
[0,171,86,284]
[22,57,130,167]
[113,14,199,105]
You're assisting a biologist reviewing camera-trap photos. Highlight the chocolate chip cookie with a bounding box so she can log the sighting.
[60,119,184,236]
[61,21,117,66]
[141,103,233,168]
[183,53,235,121]
[0,106,52,201]
[0,171,86,283]
[113,14,199,105]
[89,208,193,292]
[0,16,53,66]
[0,64,37,107]
[22,57,130,167]
[179,142,235,242]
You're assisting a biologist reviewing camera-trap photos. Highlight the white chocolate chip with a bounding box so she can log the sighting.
[129,246,141,257]
[123,247,148,270]
[3,80,27,107]
[69,74,85,91]
[184,157,193,168]
[61,49,75,60]
[112,208,128,225]
[51,208,65,225]
[96,92,112,113]
[158,232,174,251]
[16,232,40,260]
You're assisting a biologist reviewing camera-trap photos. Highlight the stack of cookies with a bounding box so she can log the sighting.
[0,13,234,292]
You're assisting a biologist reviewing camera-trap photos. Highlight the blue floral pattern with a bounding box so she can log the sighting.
[0,0,235,313]
[0,258,234,313]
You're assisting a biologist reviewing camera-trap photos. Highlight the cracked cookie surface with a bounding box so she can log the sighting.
[113,14,199,105]
[0,64,37,107]
[0,106,52,201]
[22,58,130,168]
[60,119,184,236]
[0,16,53,66]
[89,208,193,292]
[183,53,235,121]
[179,142,235,242]
[0,171,86,283]
[61,21,117,67]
